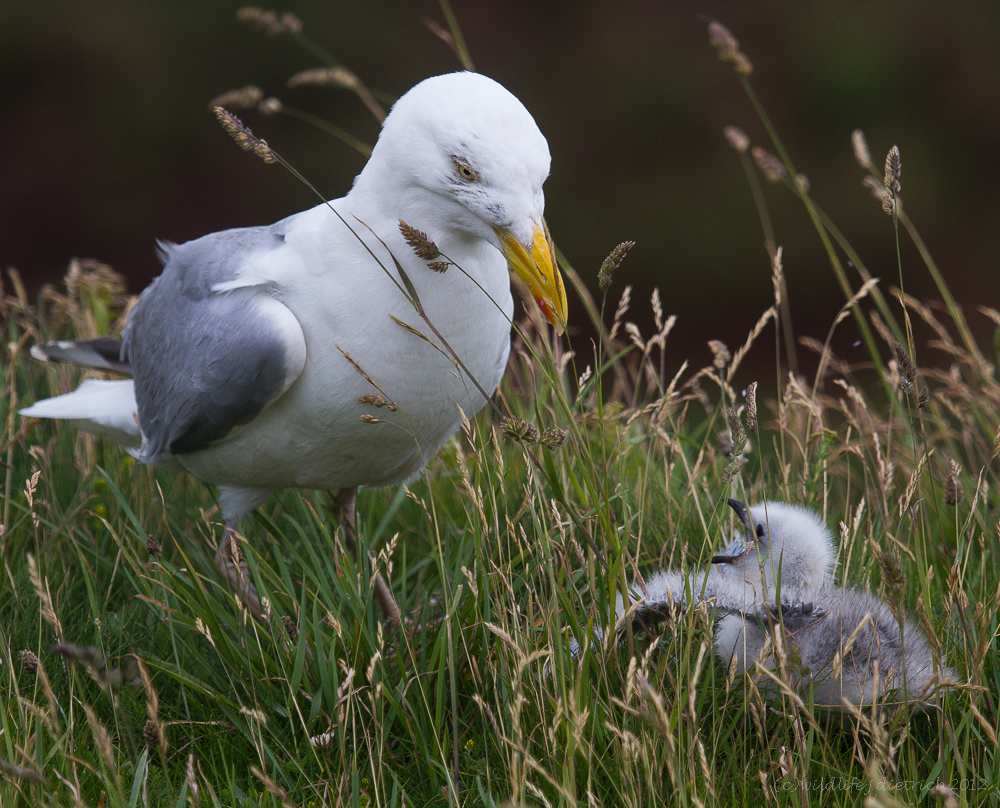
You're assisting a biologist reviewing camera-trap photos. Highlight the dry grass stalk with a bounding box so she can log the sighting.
[334,343,394,399]
[27,553,63,642]
[723,125,750,153]
[84,705,117,774]
[729,306,775,377]
[608,285,632,342]
[208,85,263,110]
[251,766,294,808]
[598,241,634,293]
[287,66,385,121]
[186,755,201,808]
[137,658,167,752]
[751,147,786,182]
[707,21,753,74]
[625,322,645,351]
[883,146,902,197]
[237,7,302,36]
[213,107,276,163]
[852,129,875,172]
[0,758,43,785]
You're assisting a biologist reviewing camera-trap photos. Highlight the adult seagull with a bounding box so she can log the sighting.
[21,71,567,621]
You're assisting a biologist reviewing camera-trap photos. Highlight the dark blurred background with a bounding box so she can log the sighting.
[3,0,998,381]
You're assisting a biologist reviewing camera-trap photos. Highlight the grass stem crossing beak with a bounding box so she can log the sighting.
[495,219,567,334]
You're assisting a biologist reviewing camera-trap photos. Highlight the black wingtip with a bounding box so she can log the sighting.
[30,337,131,376]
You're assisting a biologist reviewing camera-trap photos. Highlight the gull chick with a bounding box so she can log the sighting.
[624,500,953,709]
[21,71,567,620]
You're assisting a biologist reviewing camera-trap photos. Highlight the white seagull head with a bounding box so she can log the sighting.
[355,71,567,332]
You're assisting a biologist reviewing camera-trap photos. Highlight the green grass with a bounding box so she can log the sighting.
[2,17,998,808]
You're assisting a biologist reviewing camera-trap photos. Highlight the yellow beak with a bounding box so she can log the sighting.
[494,220,567,335]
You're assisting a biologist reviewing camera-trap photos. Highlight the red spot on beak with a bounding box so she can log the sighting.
[536,297,554,323]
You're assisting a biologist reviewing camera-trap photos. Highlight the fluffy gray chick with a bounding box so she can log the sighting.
[625,500,953,709]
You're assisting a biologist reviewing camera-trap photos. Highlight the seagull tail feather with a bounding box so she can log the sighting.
[20,379,142,449]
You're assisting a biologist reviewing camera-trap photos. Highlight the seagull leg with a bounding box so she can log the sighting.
[333,488,402,626]
[215,522,264,619]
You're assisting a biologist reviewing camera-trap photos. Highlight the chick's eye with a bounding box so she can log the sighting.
[755,524,766,539]
[455,161,478,182]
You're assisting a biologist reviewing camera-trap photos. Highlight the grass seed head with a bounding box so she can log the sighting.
[863,175,891,205]
[186,754,201,808]
[359,393,388,407]
[398,220,442,261]
[18,649,38,675]
[143,718,161,748]
[708,339,731,370]
[725,408,747,455]
[145,534,161,556]
[751,147,787,182]
[723,125,750,153]
[851,129,875,171]
[598,241,635,293]
[718,428,734,457]
[876,144,902,215]
[884,145,902,196]
[540,426,568,448]
[945,461,964,506]
[875,550,907,616]
[893,340,917,391]
[500,416,540,444]
[360,393,380,406]
[721,405,749,483]
[288,66,361,91]
[625,321,645,350]
[746,381,758,431]
[213,107,277,163]
[85,705,115,771]
[0,759,42,785]
[251,765,294,808]
[707,21,739,54]
[258,96,283,115]
[279,12,302,34]
[51,642,105,671]
[208,85,264,110]
[651,287,664,330]
[237,7,302,35]
[930,783,960,808]
[609,285,632,342]
[708,21,753,75]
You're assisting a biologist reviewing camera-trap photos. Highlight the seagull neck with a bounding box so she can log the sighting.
[349,166,428,226]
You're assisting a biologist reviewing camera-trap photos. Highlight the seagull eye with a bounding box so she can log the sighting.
[755,524,766,539]
[455,161,478,182]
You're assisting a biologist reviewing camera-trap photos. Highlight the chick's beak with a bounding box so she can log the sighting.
[494,219,568,334]
[711,498,756,565]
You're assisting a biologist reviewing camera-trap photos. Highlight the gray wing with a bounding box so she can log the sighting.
[122,223,306,461]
